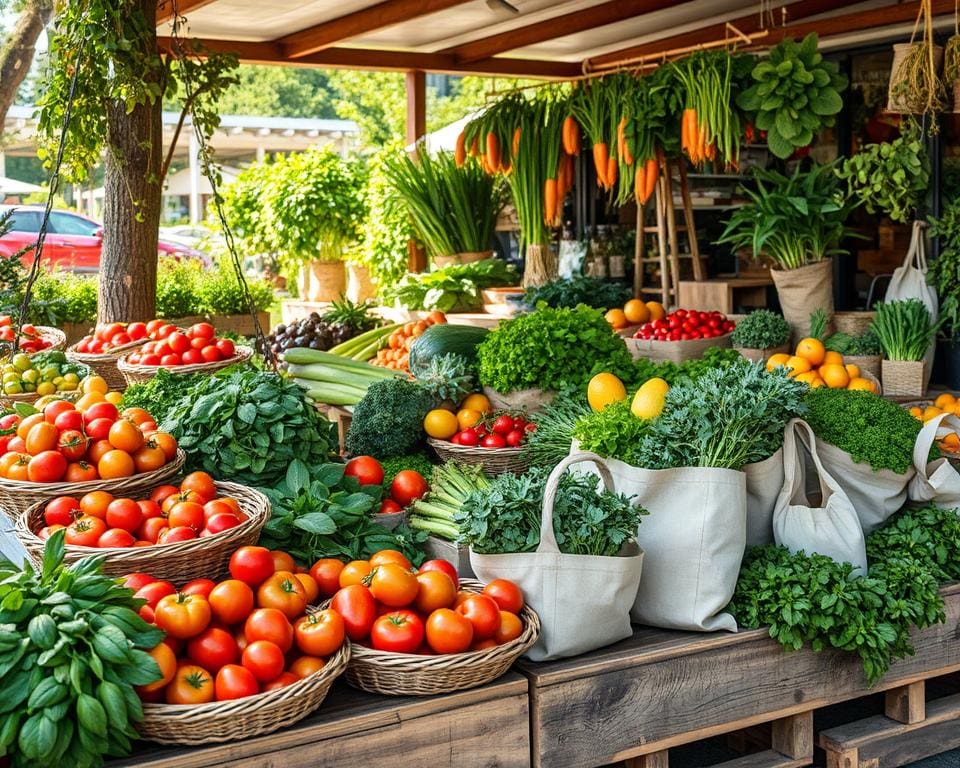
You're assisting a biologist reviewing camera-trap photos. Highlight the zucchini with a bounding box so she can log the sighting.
[408,324,489,377]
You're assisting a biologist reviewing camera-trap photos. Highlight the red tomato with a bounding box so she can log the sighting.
[294,610,345,657]
[181,578,216,598]
[27,451,67,482]
[139,517,168,543]
[200,346,222,363]
[160,354,182,366]
[208,579,255,626]
[330,584,377,642]
[205,513,241,535]
[480,433,506,449]
[494,611,524,644]
[127,322,148,340]
[85,418,113,442]
[190,322,215,340]
[56,430,89,462]
[150,484,180,506]
[263,671,299,691]
[64,515,106,547]
[344,456,384,486]
[241,640,285,682]
[105,498,142,532]
[137,499,162,520]
[83,402,119,424]
[167,331,191,355]
[390,470,428,507]
[166,664,215,705]
[97,528,135,548]
[215,338,236,358]
[379,499,402,515]
[158,526,196,544]
[425,608,474,654]
[214,664,259,701]
[417,559,459,588]
[187,627,239,673]
[154,593,212,639]
[256,571,308,620]
[455,594,501,641]
[370,610,424,653]
[123,572,156,592]
[181,349,204,365]
[269,550,296,572]
[244,608,294,652]
[134,580,176,608]
[42,400,75,425]
[309,559,345,598]
[229,546,275,586]
[43,496,80,528]
[167,501,205,531]
[181,471,217,502]
[482,579,524,614]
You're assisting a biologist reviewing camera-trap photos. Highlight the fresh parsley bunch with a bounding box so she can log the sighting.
[731,310,790,350]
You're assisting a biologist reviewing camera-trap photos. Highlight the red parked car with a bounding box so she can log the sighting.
[0,205,209,272]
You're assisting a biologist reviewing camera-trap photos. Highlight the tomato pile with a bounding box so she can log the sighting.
[321,551,525,655]
[422,392,537,449]
[0,316,52,353]
[371,311,447,372]
[632,309,735,342]
[132,546,344,704]
[125,322,237,367]
[73,321,154,354]
[0,392,176,483]
[35,471,247,547]
[343,455,429,515]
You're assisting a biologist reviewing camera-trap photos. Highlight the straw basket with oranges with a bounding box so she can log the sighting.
[766,337,880,393]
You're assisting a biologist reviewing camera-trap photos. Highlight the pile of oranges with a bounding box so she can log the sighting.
[604,300,666,330]
[766,337,879,393]
[908,393,960,454]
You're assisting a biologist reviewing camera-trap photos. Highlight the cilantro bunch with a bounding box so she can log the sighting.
[476,304,634,393]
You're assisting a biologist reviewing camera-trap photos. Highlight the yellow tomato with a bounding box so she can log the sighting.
[423,409,459,440]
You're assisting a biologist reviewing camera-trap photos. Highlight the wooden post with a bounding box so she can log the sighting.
[771,711,814,760]
[885,681,926,724]
[677,161,704,281]
[405,69,426,150]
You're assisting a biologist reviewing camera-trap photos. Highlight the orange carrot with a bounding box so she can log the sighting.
[486,132,501,172]
[681,108,696,156]
[544,178,558,225]
[593,143,609,187]
[512,127,521,158]
[622,124,635,166]
[704,142,716,162]
[634,164,645,202]
[562,116,580,155]
[642,157,658,203]
[454,131,467,167]
[606,155,618,189]
[695,119,707,165]
[468,137,480,157]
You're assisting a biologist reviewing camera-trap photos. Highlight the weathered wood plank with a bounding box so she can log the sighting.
[771,712,813,759]
[520,586,960,768]
[884,681,925,724]
[626,750,669,768]
[712,750,810,768]
[120,674,529,768]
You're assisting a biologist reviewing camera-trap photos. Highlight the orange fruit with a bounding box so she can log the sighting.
[645,301,666,321]
[587,373,627,412]
[935,392,957,410]
[844,363,860,380]
[952,401,960,417]
[794,371,820,386]
[623,299,650,324]
[809,377,826,388]
[847,377,878,393]
[823,351,844,366]
[940,432,960,453]
[604,308,628,330]
[766,353,791,372]
[922,406,943,422]
[909,406,923,419]
[75,392,105,412]
[461,393,492,413]
[423,409,459,440]
[784,356,811,376]
[795,337,826,366]
[819,363,850,389]
[456,408,482,431]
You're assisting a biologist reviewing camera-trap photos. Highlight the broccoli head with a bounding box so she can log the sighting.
[345,377,432,460]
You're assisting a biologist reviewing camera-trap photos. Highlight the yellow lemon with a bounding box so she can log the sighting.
[587,373,628,412]
[423,409,459,440]
[631,377,669,420]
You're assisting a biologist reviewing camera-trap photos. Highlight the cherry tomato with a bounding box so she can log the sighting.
[370,610,424,654]
[294,610,345,657]
[214,663,259,701]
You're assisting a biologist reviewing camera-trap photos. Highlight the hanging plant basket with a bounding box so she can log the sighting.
[887,1,945,116]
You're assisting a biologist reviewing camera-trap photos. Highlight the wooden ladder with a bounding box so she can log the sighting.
[634,156,704,305]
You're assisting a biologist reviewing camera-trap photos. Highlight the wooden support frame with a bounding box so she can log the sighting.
[405,70,426,147]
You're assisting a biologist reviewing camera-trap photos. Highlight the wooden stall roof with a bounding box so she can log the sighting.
[157,0,960,79]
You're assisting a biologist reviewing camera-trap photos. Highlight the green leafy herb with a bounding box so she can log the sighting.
[573,399,653,467]
[381,258,517,313]
[0,531,164,767]
[731,310,790,350]
[928,197,960,338]
[825,330,882,356]
[121,369,206,424]
[344,377,433,460]
[457,466,646,556]
[522,276,632,311]
[523,392,592,469]
[870,299,938,362]
[477,304,634,393]
[804,388,922,474]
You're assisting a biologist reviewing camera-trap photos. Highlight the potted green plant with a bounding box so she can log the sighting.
[886,0,945,116]
[718,162,855,342]
[730,310,790,362]
[928,197,960,386]
[871,298,938,397]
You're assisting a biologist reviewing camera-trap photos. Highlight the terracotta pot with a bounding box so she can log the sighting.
[300,261,346,302]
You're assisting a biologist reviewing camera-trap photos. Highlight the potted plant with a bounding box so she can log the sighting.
[946,32,960,111]
[718,162,855,342]
[887,0,945,116]
[871,298,938,397]
[383,144,504,269]
[928,198,960,386]
[730,310,790,362]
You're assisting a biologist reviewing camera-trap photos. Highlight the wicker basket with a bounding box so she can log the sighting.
[734,344,789,364]
[846,354,881,382]
[30,326,67,353]
[118,345,254,386]
[881,359,926,398]
[0,449,186,520]
[138,640,350,744]
[16,479,268,579]
[833,312,876,338]
[67,338,146,392]
[428,437,528,476]
[341,579,539,697]
[0,387,84,409]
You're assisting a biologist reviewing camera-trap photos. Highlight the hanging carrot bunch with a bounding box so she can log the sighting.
[571,78,617,190]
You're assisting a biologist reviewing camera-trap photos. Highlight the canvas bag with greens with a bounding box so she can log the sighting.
[468,452,645,661]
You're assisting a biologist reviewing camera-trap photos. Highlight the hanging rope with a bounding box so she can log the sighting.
[13,37,87,353]
[167,3,276,369]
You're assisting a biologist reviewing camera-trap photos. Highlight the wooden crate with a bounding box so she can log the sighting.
[819,678,960,768]
[518,584,960,768]
[422,535,474,577]
[117,675,530,768]
[678,277,772,314]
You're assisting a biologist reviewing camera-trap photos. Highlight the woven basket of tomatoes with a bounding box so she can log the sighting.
[0,315,66,354]
[16,476,269,579]
[66,320,169,391]
[133,548,350,744]
[425,411,534,476]
[118,322,252,385]
[323,552,539,697]
[0,396,183,517]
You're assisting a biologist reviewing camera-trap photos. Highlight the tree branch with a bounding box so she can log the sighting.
[0,0,55,124]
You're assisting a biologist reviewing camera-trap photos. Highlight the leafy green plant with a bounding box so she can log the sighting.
[836,120,929,224]
[731,310,790,349]
[258,459,425,566]
[929,199,960,338]
[160,369,337,485]
[383,146,503,261]
[825,330,882,356]
[26,271,98,326]
[718,163,855,270]
[573,399,653,467]
[155,258,202,319]
[737,33,847,159]
[456,466,646,556]
[415,353,475,406]
[523,393,592,469]
[192,256,275,316]
[477,304,634,393]
[344,377,433,460]
[804,388,922,473]
[0,531,164,767]
[121,368,207,424]
[522,276,632,311]
[382,258,517,312]
[870,299,937,361]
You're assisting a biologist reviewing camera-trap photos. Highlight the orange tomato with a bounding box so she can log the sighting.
[270,550,296,573]
[132,444,166,473]
[294,573,319,604]
[368,563,419,607]
[98,449,135,479]
[87,439,114,465]
[25,422,59,455]
[256,571,308,619]
[289,655,326,678]
[181,471,217,502]
[79,491,114,519]
[369,550,413,570]
[138,642,178,694]
[16,413,45,441]
[165,664,214,704]
[338,560,372,588]
[493,611,523,644]
[108,420,144,453]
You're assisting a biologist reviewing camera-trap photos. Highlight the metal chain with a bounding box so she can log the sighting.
[168,5,276,369]
[14,36,87,352]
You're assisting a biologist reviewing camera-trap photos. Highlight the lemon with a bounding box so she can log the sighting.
[423,408,459,440]
[631,377,669,420]
[36,382,56,396]
[587,373,627,412]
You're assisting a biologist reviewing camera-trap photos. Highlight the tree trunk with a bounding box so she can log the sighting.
[0,0,54,124]
[99,0,162,323]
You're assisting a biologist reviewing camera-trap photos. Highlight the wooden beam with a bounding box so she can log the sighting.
[586,0,882,70]
[281,0,473,59]
[157,37,581,78]
[444,0,677,64]
[156,0,218,25]
[406,70,426,148]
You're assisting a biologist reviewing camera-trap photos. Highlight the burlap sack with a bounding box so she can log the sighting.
[769,258,834,344]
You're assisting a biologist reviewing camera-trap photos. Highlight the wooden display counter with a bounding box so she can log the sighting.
[118,673,530,768]
[678,277,773,314]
